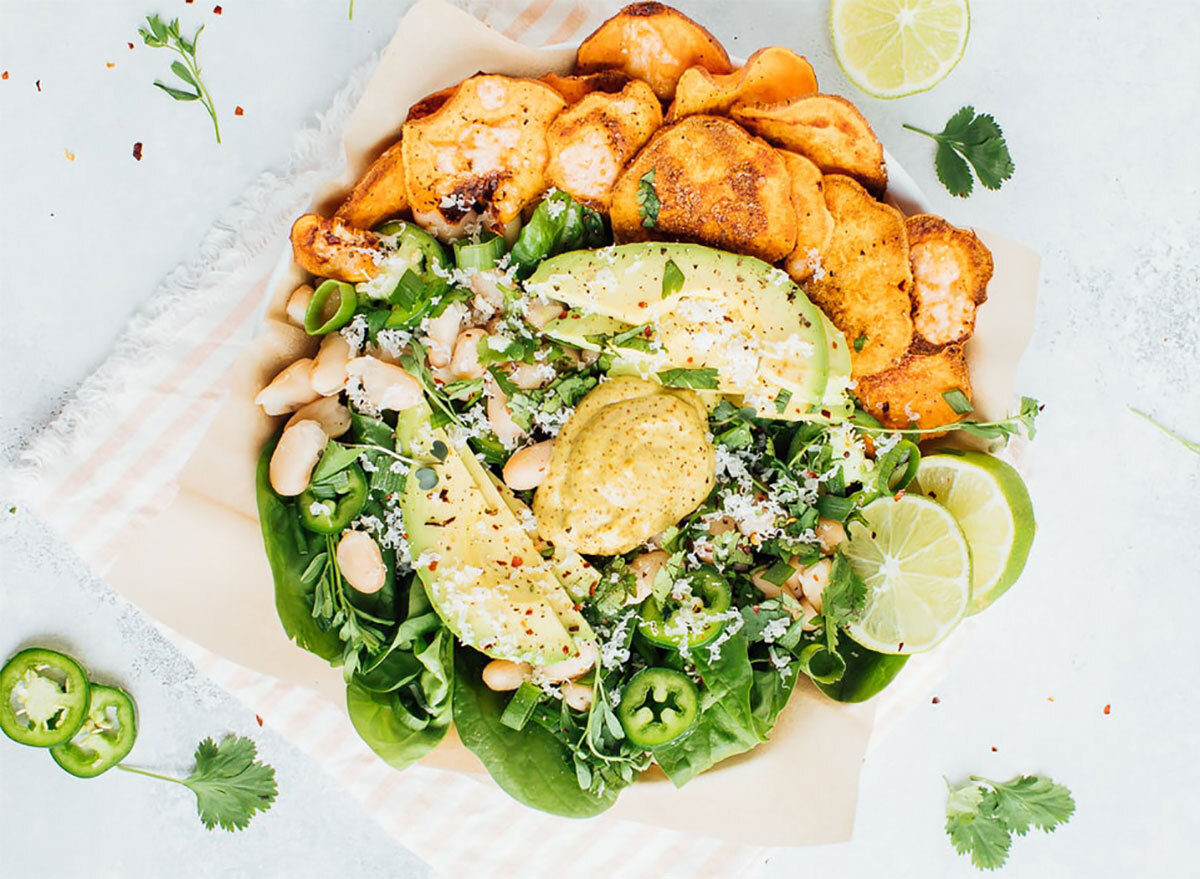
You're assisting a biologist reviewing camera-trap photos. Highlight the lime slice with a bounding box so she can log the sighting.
[843,494,970,654]
[912,451,1034,615]
[830,0,970,99]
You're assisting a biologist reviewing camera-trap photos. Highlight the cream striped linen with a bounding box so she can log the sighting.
[12,1,768,876]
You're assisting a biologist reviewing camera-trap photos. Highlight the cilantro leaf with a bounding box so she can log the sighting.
[183,736,278,831]
[821,553,867,629]
[981,775,1076,835]
[657,367,719,390]
[946,806,1013,870]
[662,258,684,298]
[945,774,1074,871]
[637,169,660,228]
[905,107,1014,198]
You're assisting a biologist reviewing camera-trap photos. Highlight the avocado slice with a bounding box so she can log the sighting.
[767,312,854,422]
[529,243,828,406]
[396,404,592,665]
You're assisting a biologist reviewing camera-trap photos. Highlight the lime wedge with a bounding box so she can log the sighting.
[912,451,1034,614]
[830,0,970,99]
[843,494,970,654]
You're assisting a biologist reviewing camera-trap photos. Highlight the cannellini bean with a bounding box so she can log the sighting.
[799,599,820,631]
[486,379,527,446]
[628,550,669,604]
[450,328,488,380]
[796,557,833,613]
[502,440,554,491]
[310,333,352,396]
[542,640,598,683]
[470,270,506,316]
[562,681,593,712]
[269,420,328,496]
[508,362,556,390]
[815,518,846,553]
[750,567,786,599]
[481,659,531,692]
[284,397,352,437]
[346,356,422,411]
[336,531,387,594]
[524,299,564,329]
[424,302,466,369]
[255,358,322,416]
[285,284,314,327]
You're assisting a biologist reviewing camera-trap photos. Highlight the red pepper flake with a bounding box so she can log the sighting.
[213,4,223,13]
[427,560,438,572]
[255,714,263,726]
[511,556,523,568]
[132,142,143,161]
[562,645,571,654]
[36,80,42,92]
[128,42,135,49]
[637,301,647,308]
[524,628,534,636]
[931,696,940,704]
[106,62,115,69]
[234,105,244,116]
[525,608,533,615]
[892,489,906,502]
[1103,703,1111,715]
[1,71,8,80]
[990,746,998,752]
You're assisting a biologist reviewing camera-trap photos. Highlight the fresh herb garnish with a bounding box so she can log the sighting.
[118,735,277,831]
[942,388,974,415]
[855,396,1042,443]
[662,258,684,298]
[774,389,793,413]
[637,169,661,228]
[904,106,1014,198]
[138,14,222,144]
[945,774,1075,870]
[853,334,868,352]
[657,367,719,390]
[1129,407,1200,454]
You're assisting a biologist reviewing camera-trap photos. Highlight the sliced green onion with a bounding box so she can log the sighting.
[453,233,507,272]
[500,681,544,731]
[816,494,856,522]
[875,440,921,494]
[798,642,846,685]
[850,408,884,429]
[942,388,974,415]
[305,279,358,335]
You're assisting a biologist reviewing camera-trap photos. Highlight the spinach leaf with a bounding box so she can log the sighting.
[255,436,342,662]
[653,631,764,786]
[452,651,619,818]
[509,190,608,277]
[816,639,909,703]
[749,665,798,738]
[349,411,394,447]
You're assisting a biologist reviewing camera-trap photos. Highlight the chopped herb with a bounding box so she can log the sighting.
[774,389,793,413]
[759,560,796,588]
[637,169,660,228]
[945,774,1075,870]
[853,334,868,352]
[942,388,974,415]
[904,106,1014,198]
[661,258,684,298]
[657,367,719,390]
[138,14,222,144]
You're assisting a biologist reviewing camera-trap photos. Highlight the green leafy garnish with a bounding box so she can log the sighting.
[904,107,1013,198]
[138,14,221,144]
[855,396,1041,444]
[942,388,974,415]
[657,367,719,390]
[637,169,660,228]
[118,735,277,831]
[945,774,1075,870]
[1129,407,1200,455]
[661,258,684,298]
[773,389,793,414]
[852,334,868,352]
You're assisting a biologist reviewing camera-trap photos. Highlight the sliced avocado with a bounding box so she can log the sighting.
[529,243,828,406]
[766,312,853,422]
[396,404,591,665]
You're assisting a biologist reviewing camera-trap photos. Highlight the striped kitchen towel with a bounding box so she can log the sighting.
[11,1,768,876]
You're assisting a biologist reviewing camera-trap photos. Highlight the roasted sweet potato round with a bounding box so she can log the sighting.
[906,214,994,351]
[778,150,834,282]
[405,85,458,123]
[291,214,382,283]
[575,2,732,100]
[856,345,973,434]
[546,79,662,210]
[401,74,566,239]
[609,115,797,262]
[732,93,886,194]
[335,139,409,230]
[540,70,633,104]
[667,46,818,122]
[805,175,912,378]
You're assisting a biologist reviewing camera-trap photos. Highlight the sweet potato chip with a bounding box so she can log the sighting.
[905,214,994,351]
[335,139,408,230]
[401,74,566,239]
[666,46,818,122]
[540,70,632,104]
[546,79,662,210]
[806,175,911,377]
[856,345,972,433]
[405,85,457,123]
[575,2,732,100]
[609,115,796,262]
[778,150,833,282]
[732,94,886,194]
[291,214,382,283]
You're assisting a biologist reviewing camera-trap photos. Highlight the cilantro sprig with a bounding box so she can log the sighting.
[138,14,222,144]
[945,774,1075,870]
[637,169,661,228]
[1129,407,1200,455]
[855,396,1042,443]
[904,107,1014,198]
[118,735,277,831]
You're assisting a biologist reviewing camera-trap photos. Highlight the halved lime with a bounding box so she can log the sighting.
[843,494,971,654]
[830,0,970,99]
[912,451,1034,614]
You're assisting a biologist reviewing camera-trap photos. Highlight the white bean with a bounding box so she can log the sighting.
[524,299,564,329]
[541,640,598,683]
[508,362,556,390]
[750,567,785,599]
[450,328,488,380]
[268,420,328,496]
[481,659,531,692]
[310,333,352,396]
[256,358,322,416]
[336,531,387,594]
[285,284,314,327]
[470,270,506,316]
[799,599,820,631]
[562,681,593,712]
[486,379,527,446]
[346,356,423,411]
[284,397,352,437]
[628,550,669,604]
[502,440,554,491]
[796,557,833,613]
[424,302,466,369]
[815,518,847,554]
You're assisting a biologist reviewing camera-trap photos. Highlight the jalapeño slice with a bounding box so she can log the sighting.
[298,464,368,534]
[50,684,138,778]
[637,567,732,649]
[616,668,699,748]
[0,648,91,748]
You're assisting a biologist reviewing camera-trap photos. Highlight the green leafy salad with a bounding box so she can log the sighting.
[255,189,1039,817]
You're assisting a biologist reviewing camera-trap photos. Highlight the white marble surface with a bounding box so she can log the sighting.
[2,1,1198,876]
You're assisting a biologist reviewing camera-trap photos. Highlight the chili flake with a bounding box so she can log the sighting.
[235,105,245,116]
[132,142,143,161]
[255,714,263,726]
[1103,704,1111,715]
[213,4,223,13]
